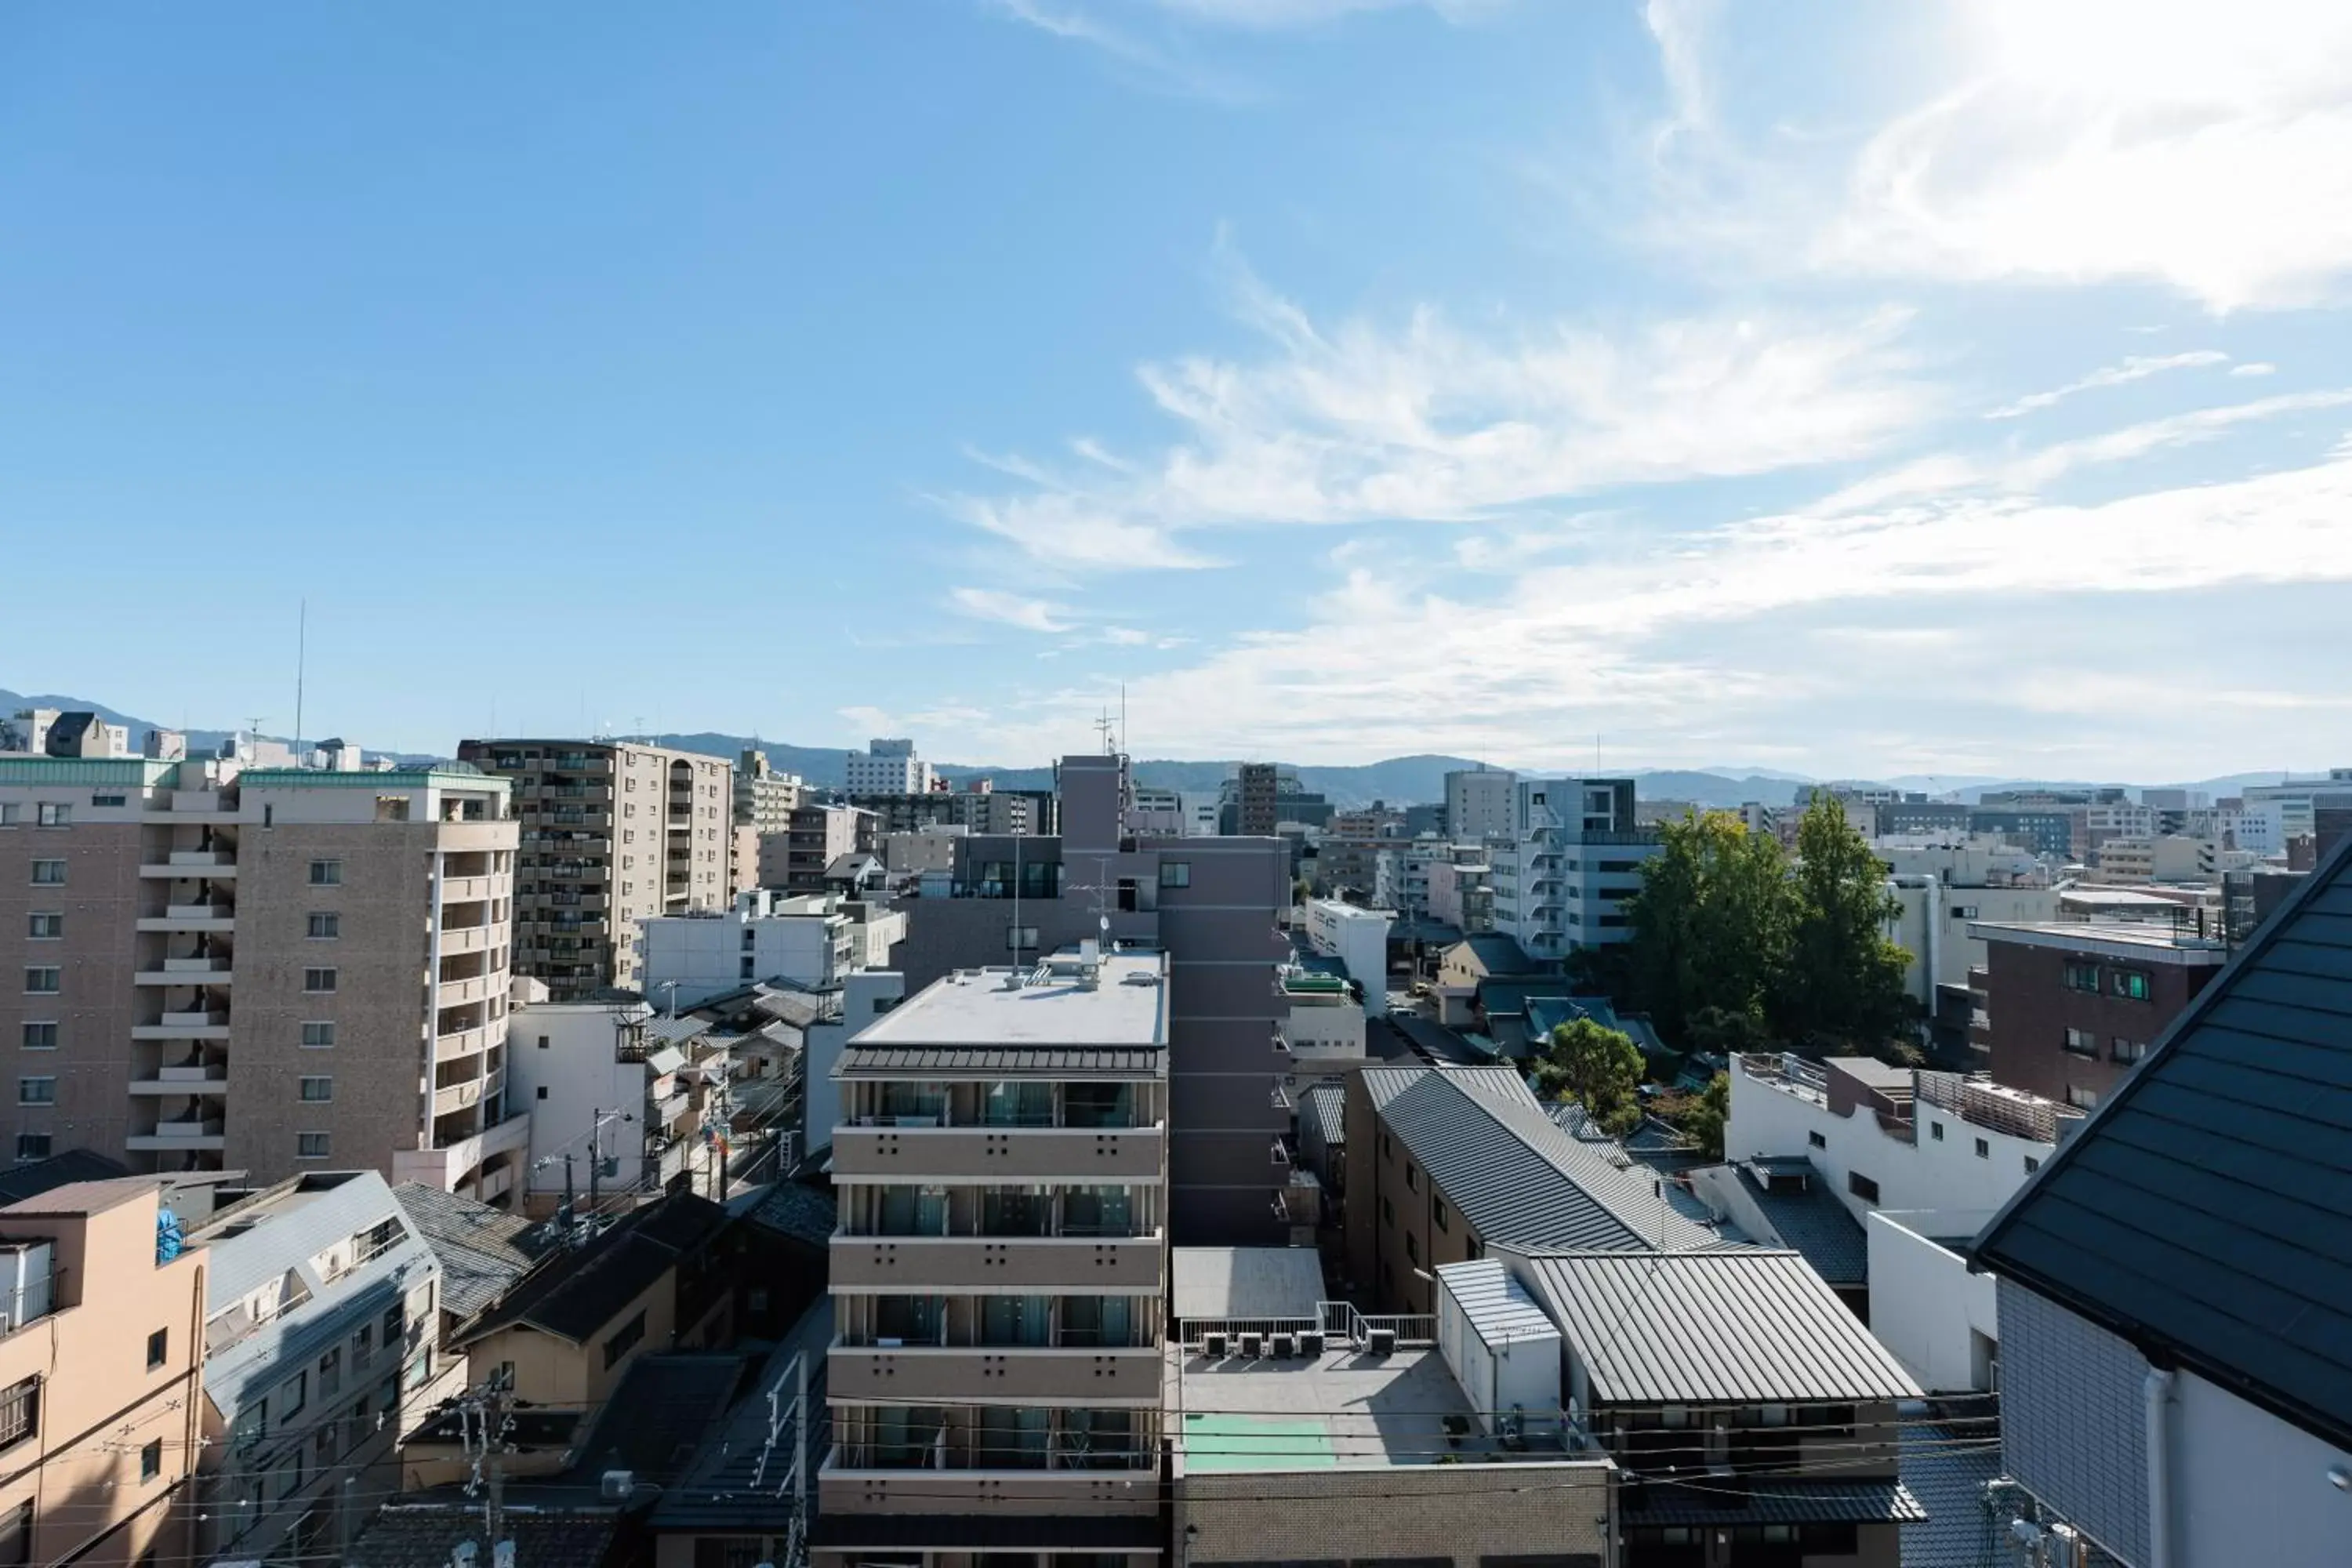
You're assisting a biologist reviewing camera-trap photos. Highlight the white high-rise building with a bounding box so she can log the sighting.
[1443,768,1516,842]
[844,737,935,795]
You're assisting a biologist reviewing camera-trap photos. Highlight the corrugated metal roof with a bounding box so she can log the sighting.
[643,1014,714,1046]
[1436,1258,1557,1349]
[1363,1066,1719,1253]
[1973,833,2352,1453]
[1523,1250,1922,1405]
[1625,1479,1927,1526]
[837,1044,1167,1079]
[646,1044,687,1077]
[1302,1081,1348,1147]
[194,1171,410,1310]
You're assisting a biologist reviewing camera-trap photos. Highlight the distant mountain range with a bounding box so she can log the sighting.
[4,688,2321,811]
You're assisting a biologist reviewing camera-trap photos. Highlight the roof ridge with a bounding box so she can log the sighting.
[1426,1073,1660,1249]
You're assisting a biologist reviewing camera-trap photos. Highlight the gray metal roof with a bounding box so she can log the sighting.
[1362,1067,1719,1253]
[1627,1479,1927,1526]
[1301,1081,1348,1147]
[1736,1165,1868,1287]
[193,1171,412,1311]
[837,1044,1167,1079]
[1520,1250,1922,1405]
[643,1014,714,1046]
[1436,1258,1557,1350]
[347,1508,619,1568]
[1974,834,2352,1452]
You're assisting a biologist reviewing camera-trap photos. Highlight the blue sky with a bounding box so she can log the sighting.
[5,1,2351,779]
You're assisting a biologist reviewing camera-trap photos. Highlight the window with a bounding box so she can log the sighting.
[296,1132,331,1160]
[2024,1156,2041,1174]
[1158,861,1190,888]
[13,1136,49,1163]
[0,806,13,826]
[1405,1232,1420,1265]
[2063,1027,2098,1057]
[353,1323,375,1363]
[303,967,337,993]
[1929,1121,1944,1142]
[299,1076,333,1103]
[1405,1161,1419,1192]
[2065,1084,2100,1110]
[1975,1137,1990,1159]
[318,1345,343,1393]
[1381,1133,1392,1160]
[301,1022,336,1049]
[2062,960,2100,993]
[0,1377,38,1452]
[383,1301,408,1345]
[1381,1196,1396,1226]
[34,804,67,827]
[20,1024,56,1051]
[1847,1171,1880,1204]
[1806,1129,1826,1149]
[16,1080,53,1107]
[307,913,339,940]
[1433,1197,1450,1232]
[2113,1037,2147,1064]
[536,1034,550,1049]
[308,859,343,886]
[24,915,59,941]
[280,1370,307,1418]
[1004,924,1039,953]
[2112,968,2151,1001]
[0,1501,28,1566]
[23,969,60,996]
[147,1328,169,1370]
[28,862,63,886]
[603,1309,647,1369]
[139,1439,162,1481]
[535,1085,550,1101]
[1951,904,1980,920]
[92,793,125,808]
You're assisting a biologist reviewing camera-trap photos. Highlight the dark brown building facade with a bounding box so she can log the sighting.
[1969,922,2226,1111]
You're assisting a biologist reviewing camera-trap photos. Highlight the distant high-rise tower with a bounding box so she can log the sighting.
[1237,762,1278,836]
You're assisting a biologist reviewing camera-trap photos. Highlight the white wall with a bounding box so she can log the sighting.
[805,971,906,1157]
[1885,880,2061,1004]
[1865,1210,1998,1393]
[1305,900,1392,1016]
[641,907,848,1007]
[506,1004,649,1196]
[2173,1369,2352,1568]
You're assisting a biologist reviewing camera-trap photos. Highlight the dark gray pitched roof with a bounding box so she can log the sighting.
[347,1508,618,1568]
[1899,1417,2005,1568]
[1520,1250,1922,1405]
[459,1193,726,1346]
[568,1353,746,1484]
[392,1182,557,1323]
[1973,835,2352,1451]
[1461,933,1538,974]
[1302,1082,1348,1148]
[1625,1479,1926,1527]
[1362,1067,1719,1252]
[1735,1165,1867,1287]
[0,1149,130,1207]
[742,1178,837,1249]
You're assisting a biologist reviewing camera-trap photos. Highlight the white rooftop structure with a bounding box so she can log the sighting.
[850,948,1170,1047]
[1171,1246,1326,1321]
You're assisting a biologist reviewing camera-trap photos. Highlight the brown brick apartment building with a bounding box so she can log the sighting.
[1968,920,2227,1111]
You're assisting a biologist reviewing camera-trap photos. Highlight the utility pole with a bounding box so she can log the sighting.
[587,1105,603,1228]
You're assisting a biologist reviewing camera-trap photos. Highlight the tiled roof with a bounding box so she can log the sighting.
[347,1508,618,1568]
[740,1178,837,1249]
[458,1192,725,1347]
[1735,1165,1868,1287]
[392,1182,557,1323]
[1521,1250,1922,1405]
[1301,1082,1348,1148]
[1898,1417,2005,1568]
[1459,933,1538,975]
[1974,834,2352,1451]
[567,1353,746,1484]
[1624,1479,1927,1526]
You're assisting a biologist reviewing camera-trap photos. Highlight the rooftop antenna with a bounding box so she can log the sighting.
[1120,682,1128,762]
[292,597,307,766]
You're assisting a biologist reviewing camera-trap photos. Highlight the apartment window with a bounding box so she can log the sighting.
[1929,1121,1944,1142]
[1381,1196,1396,1226]
[1406,1161,1419,1193]
[1005,924,1039,953]
[2024,1156,2041,1174]
[1381,1133,1392,1160]
[299,1076,333,1103]
[0,1501,27,1566]
[27,862,62,886]
[2063,1027,2098,1057]
[0,805,13,826]
[13,1137,49,1163]
[2112,968,2152,1001]
[24,915,59,941]
[147,1328,169,1370]
[307,913,339,940]
[1405,1232,1420,1265]
[603,1309,647,1370]
[537,1035,550,1049]
[1951,904,1980,920]
[34,804,68,827]
[20,970,56,996]
[1974,1137,1990,1159]
[301,1022,336,1049]
[1433,1197,1449,1232]
[2113,1037,2147,1064]
[92,793,125,808]
[279,1370,307,1419]
[1159,861,1190,888]
[303,967,337,993]
[2062,960,2100,993]
[309,859,343,886]
[16,1080,53,1107]
[0,1377,38,1452]
[2065,1084,2100,1111]
[20,1024,56,1051]
[140,1439,162,1481]
[1847,1171,1880,1205]
[296,1132,331,1160]
[1806,1129,1826,1149]
[354,1323,375,1363]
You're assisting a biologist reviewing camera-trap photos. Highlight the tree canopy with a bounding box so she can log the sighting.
[1532,1017,1646,1134]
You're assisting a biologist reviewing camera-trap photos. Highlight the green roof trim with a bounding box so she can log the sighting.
[236,767,508,792]
[0,758,174,786]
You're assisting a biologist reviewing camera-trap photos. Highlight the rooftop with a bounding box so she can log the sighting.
[1969,920,2229,960]
[391,1181,557,1323]
[848,949,1168,1049]
[1733,1164,1867,1287]
[1172,1246,1326,1321]
[459,1192,725,1347]
[0,1150,131,1207]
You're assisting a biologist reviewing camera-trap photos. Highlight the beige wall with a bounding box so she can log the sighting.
[1345,1089,1482,1316]
[1179,1462,1613,1568]
[0,1182,208,1568]
[0,818,143,1163]
[464,1269,676,1410]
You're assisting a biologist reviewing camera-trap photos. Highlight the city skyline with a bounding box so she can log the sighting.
[6,2,2352,779]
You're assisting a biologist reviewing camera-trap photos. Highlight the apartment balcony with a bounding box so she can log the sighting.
[653,1089,694,1130]
[830,1232,1163,1292]
[817,1449,1156,1516]
[435,1026,494,1064]
[826,1344,1163,1404]
[396,1109,532,1192]
[128,1117,226,1152]
[141,791,238,820]
[136,959,234,985]
[439,924,498,956]
[140,856,237,878]
[132,1011,231,1043]
[830,1126,1164,1181]
[434,1079,487,1118]
[438,875,499,904]
[135,904,237,934]
[130,1064,229,1094]
[437,975,497,1009]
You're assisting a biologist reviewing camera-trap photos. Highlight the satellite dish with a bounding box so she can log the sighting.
[1099,916,1110,933]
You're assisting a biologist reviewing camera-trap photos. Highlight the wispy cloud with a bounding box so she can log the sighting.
[2231,361,2280,377]
[948,586,1074,632]
[1984,351,2228,419]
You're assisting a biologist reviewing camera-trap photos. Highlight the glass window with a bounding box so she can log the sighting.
[1062,1082,1134,1129]
[602,1310,647,1369]
[1975,1137,1990,1158]
[20,971,57,996]
[2066,1084,2100,1110]
[981,1295,1052,1347]
[28,862,64,886]
[301,1022,336,1048]
[2063,1027,2098,1056]
[279,1370,307,1419]
[1158,862,1190,888]
[297,1132,331,1160]
[1929,1122,1944,1142]
[982,1081,1054,1127]
[20,1024,56,1051]
[16,1080,54,1107]
[1847,1171,1879,1204]
[24,915,60,940]
[299,1077,333,1103]
[147,1328,169,1370]
[2113,969,2152,1001]
[307,913,339,940]
[303,967,336,993]
[2113,1037,2147,1064]
[34,804,67,827]
[2062,960,2100,993]
[140,1439,162,1480]
[877,1185,948,1236]
[1060,1294,1134,1348]
[0,1378,35,1453]
[12,1136,49,1163]
[309,860,343,886]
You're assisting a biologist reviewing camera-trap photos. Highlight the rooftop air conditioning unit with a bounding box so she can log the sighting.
[1270,1333,1297,1359]
[1298,1330,1324,1358]
[1240,1332,1265,1360]
[1366,1327,1396,1357]
[1203,1332,1229,1359]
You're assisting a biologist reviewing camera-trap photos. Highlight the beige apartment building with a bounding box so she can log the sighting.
[818,946,1171,1568]
[0,754,524,1197]
[458,739,732,1000]
[0,1176,209,1568]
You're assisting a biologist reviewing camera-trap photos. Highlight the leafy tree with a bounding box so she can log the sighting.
[1771,793,1911,1050]
[1685,1004,1777,1059]
[1680,1071,1730,1163]
[1621,810,1791,1042]
[1533,1018,1646,1134]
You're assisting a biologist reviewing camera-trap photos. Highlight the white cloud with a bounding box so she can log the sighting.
[1984,351,2228,419]
[948,586,1074,632]
[2231,361,2280,377]
[949,252,1939,568]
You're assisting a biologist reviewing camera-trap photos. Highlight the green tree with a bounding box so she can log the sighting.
[1681,1071,1730,1162]
[1772,793,1913,1050]
[1685,1004,1777,1059]
[1532,1018,1646,1134]
[1621,810,1792,1043]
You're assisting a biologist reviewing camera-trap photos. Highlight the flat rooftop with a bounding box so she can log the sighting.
[851,949,1169,1048]
[1172,1247,1325,1320]
[1168,1344,1526,1473]
[1970,920,2227,960]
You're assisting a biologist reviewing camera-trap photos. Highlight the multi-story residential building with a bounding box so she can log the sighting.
[1965,808,2077,858]
[1443,767,1516,842]
[0,1174,209,1567]
[1971,840,2352,1567]
[1488,778,1659,961]
[457,738,732,1000]
[1343,1065,1722,1316]
[1127,785,1186,835]
[1423,845,1494,933]
[843,737,935,796]
[0,752,524,1196]
[191,1169,449,1566]
[641,888,906,1009]
[2093,832,2220,884]
[1880,861,2060,1024]
[1967,919,2228,1109]
[760,802,874,894]
[845,781,1047,837]
[890,753,1290,1244]
[1232,761,1278,836]
[818,946,1171,1568]
[880,825,968,877]
[1302,898,1392,1014]
[1878,798,1971,836]
[731,748,804,836]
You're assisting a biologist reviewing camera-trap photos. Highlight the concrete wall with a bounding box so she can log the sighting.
[1884,880,2059,1006]
[1864,1210,1997,1394]
[1178,1462,1610,1568]
[2173,1368,2352,1568]
[506,1003,647,1200]
[0,813,143,1164]
[1305,898,1392,1016]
